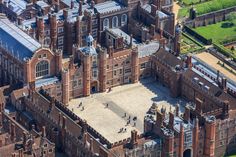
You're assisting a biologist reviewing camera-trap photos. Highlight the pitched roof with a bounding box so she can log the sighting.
[0,14,41,61]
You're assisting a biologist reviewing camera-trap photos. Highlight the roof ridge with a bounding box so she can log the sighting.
[0,18,41,51]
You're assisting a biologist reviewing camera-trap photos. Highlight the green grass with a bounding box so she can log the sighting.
[193,20,236,43]
[178,0,236,18]
[181,0,211,5]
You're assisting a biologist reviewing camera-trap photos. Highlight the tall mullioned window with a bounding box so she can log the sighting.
[36,60,49,78]
[103,18,109,30]
[121,14,127,26]
[112,16,118,28]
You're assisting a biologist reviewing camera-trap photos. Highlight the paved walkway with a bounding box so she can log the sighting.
[67,79,187,144]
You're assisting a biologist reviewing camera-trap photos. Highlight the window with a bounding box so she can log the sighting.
[93,70,97,77]
[92,29,97,37]
[103,18,109,30]
[58,36,64,45]
[121,14,127,26]
[92,61,97,67]
[92,19,98,25]
[125,68,131,73]
[45,29,50,35]
[72,80,78,88]
[112,16,118,28]
[58,27,64,33]
[36,60,49,78]
[44,37,51,47]
[119,69,122,74]
[78,79,82,85]
[141,63,146,69]
[58,46,63,50]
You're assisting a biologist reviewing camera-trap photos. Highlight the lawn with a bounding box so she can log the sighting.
[178,0,236,18]
[193,20,236,44]
[181,0,211,6]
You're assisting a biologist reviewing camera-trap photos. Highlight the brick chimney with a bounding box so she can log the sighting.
[71,0,74,9]
[175,104,179,117]
[195,98,203,114]
[151,4,157,17]
[168,111,174,130]
[192,118,199,157]
[42,126,46,137]
[183,106,190,122]
[179,123,184,157]
[130,130,138,148]
[156,109,164,127]
[221,77,227,91]
[222,101,229,119]
[79,1,82,16]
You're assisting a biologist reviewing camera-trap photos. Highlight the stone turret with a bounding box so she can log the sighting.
[62,70,70,104]
[98,47,107,92]
[83,50,91,96]
[174,23,182,56]
[193,118,199,157]
[204,116,216,157]
[178,123,184,157]
[49,13,57,51]
[55,49,62,75]
[76,16,81,46]
[131,48,139,83]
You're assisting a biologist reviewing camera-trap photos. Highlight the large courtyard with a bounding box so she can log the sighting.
[67,79,187,144]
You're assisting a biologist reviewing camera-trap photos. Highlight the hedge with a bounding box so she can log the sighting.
[184,26,212,45]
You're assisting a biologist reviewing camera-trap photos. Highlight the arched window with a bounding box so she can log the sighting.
[103,18,109,30]
[112,16,118,28]
[36,60,49,78]
[121,14,127,26]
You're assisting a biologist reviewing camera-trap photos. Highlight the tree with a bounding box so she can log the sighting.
[227,12,236,25]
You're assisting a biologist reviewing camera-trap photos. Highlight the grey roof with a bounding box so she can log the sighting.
[142,4,169,18]
[61,0,79,8]
[173,116,192,132]
[94,1,125,14]
[36,1,49,8]
[4,0,27,15]
[144,138,162,148]
[110,28,139,46]
[79,46,97,55]
[22,5,90,29]
[138,41,160,58]
[0,16,41,61]
[35,76,59,88]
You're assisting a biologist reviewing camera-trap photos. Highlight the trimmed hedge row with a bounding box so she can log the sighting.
[213,42,236,61]
[184,26,212,45]
[182,32,204,47]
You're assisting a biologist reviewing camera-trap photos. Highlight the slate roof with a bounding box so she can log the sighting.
[0,15,41,61]
[36,1,49,8]
[138,41,160,58]
[3,0,27,15]
[94,1,125,14]
[142,4,169,18]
